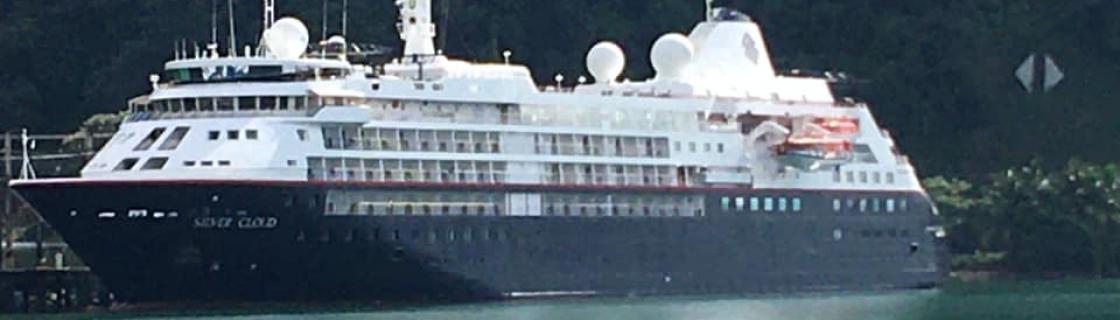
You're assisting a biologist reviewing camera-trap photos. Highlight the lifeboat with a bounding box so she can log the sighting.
[813,116,859,134]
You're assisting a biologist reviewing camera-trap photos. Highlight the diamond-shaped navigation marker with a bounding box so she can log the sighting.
[1043,55,1064,92]
[1016,54,1036,93]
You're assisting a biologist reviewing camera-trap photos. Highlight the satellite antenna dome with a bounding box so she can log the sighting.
[262,17,310,59]
[586,41,625,84]
[650,33,694,80]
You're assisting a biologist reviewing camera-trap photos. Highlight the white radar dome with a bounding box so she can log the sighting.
[262,18,310,59]
[586,41,625,84]
[650,33,694,80]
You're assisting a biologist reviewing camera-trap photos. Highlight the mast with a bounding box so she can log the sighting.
[263,0,275,32]
[227,0,237,56]
[705,0,713,22]
[397,0,436,57]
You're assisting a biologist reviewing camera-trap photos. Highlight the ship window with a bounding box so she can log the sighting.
[183,161,196,167]
[763,197,773,211]
[792,198,802,212]
[227,130,239,140]
[218,160,231,166]
[208,131,220,140]
[704,143,712,152]
[133,127,166,151]
[141,157,168,170]
[735,197,745,211]
[201,161,214,167]
[832,199,842,211]
[158,127,190,150]
[859,171,868,183]
[674,141,681,152]
[689,142,696,152]
[216,97,235,111]
[199,97,215,111]
[260,97,277,110]
[749,197,759,211]
[720,197,731,211]
[886,199,896,213]
[859,199,868,212]
[778,198,787,212]
[717,143,725,153]
[246,130,259,140]
[114,158,139,171]
[873,172,882,183]
[886,173,896,184]
[183,98,198,112]
[297,129,308,141]
[872,198,881,212]
[899,199,909,211]
[846,171,854,183]
[833,170,841,182]
[238,96,257,111]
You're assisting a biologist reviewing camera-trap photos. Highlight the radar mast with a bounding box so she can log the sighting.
[397,0,436,57]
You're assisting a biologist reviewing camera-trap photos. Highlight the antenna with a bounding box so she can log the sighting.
[439,0,449,52]
[342,0,348,38]
[397,0,436,56]
[321,0,329,41]
[703,0,712,21]
[263,0,275,32]
[211,0,218,45]
[228,0,237,56]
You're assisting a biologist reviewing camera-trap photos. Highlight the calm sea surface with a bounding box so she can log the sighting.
[23,279,1120,320]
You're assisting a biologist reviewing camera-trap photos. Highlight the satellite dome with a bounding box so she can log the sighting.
[262,18,310,59]
[650,33,693,80]
[586,41,625,84]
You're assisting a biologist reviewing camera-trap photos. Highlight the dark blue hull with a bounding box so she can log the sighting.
[11,180,947,303]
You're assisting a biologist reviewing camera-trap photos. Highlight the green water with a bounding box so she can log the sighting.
[23,279,1120,320]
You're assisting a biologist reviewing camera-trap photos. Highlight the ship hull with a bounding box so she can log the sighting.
[11,179,947,303]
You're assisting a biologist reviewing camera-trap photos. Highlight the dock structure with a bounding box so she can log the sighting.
[1,130,111,313]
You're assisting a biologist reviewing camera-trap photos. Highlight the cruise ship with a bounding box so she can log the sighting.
[10,0,947,303]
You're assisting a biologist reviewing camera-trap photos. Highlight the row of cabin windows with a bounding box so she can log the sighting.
[308,157,508,183]
[208,129,259,141]
[534,134,670,158]
[834,170,897,184]
[831,198,910,213]
[673,141,726,154]
[298,226,511,244]
[322,126,502,153]
[137,96,310,113]
[114,157,231,171]
[720,196,803,213]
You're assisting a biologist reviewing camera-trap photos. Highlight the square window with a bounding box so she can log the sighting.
[704,143,712,152]
[227,130,239,140]
[208,131,220,140]
[689,142,697,152]
[246,130,259,140]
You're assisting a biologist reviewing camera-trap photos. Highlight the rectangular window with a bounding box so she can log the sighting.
[674,141,681,152]
[227,130,239,140]
[218,160,231,166]
[689,142,697,152]
[201,161,214,167]
[704,143,712,152]
[246,130,259,140]
[216,97,235,111]
[158,127,190,150]
[735,197,745,211]
[141,157,168,170]
[749,197,760,211]
[763,197,773,211]
[114,158,139,171]
[873,172,882,183]
[198,97,215,111]
[183,98,198,112]
[260,97,277,110]
[900,199,909,211]
[886,173,896,184]
[833,170,841,182]
[133,127,166,151]
[721,197,731,211]
[717,143,725,153]
[886,199,896,213]
[208,131,220,140]
[846,171,854,183]
[237,96,257,111]
[183,161,196,167]
[832,199,842,211]
[278,96,290,110]
[872,198,881,212]
[778,198,787,212]
[859,199,868,212]
[792,198,802,212]
[859,171,868,183]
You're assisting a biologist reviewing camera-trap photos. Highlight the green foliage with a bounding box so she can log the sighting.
[930,160,1120,277]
